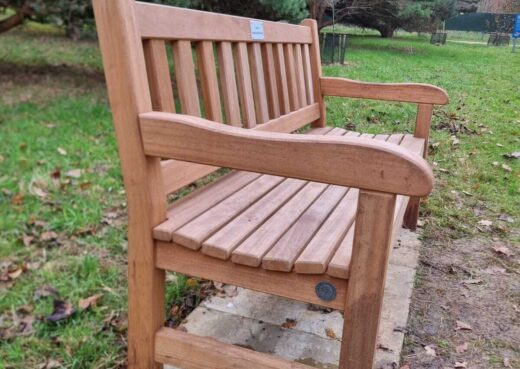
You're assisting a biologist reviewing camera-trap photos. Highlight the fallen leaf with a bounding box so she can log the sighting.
[22,234,34,247]
[8,268,23,280]
[503,151,520,159]
[376,343,393,352]
[492,244,513,257]
[483,266,506,275]
[504,357,512,368]
[325,327,337,339]
[11,193,24,205]
[40,231,58,241]
[50,168,61,180]
[455,320,472,331]
[39,359,63,369]
[79,294,103,310]
[492,161,500,167]
[34,285,59,299]
[455,342,468,353]
[454,362,467,368]
[281,318,297,329]
[32,187,48,198]
[462,279,482,285]
[477,219,492,227]
[186,278,199,289]
[501,164,512,172]
[498,214,514,223]
[424,345,436,357]
[66,169,82,178]
[57,148,67,156]
[400,366,410,369]
[46,299,75,322]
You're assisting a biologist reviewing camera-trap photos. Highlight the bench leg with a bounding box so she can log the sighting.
[403,196,420,230]
[128,242,165,369]
[339,190,396,369]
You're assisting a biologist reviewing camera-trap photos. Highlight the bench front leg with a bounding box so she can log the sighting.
[340,190,396,369]
[404,103,434,229]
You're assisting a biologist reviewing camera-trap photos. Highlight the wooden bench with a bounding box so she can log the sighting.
[93,1,449,368]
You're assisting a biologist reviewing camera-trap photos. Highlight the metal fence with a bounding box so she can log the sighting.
[446,12,516,33]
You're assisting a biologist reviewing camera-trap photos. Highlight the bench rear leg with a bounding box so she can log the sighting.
[403,197,420,230]
[339,190,396,369]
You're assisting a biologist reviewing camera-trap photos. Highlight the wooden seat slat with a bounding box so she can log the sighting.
[196,41,223,122]
[235,42,257,128]
[154,171,260,241]
[172,175,285,249]
[294,187,359,274]
[231,181,328,267]
[172,40,201,116]
[261,43,280,119]
[326,195,408,279]
[202,178,307,259]
[248,43,270,123]
[262,185,348,272]
[217,42,241,126]
[386,133,404,144]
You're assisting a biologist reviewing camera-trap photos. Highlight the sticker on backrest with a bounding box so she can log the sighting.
[250,20,265,40]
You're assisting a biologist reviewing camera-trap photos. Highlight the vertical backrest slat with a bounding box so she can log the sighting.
[248,43,270,123]
[217,42,241,126]
[301,19,325,127]
[302,44,314,105]
[261,43,280,119]
[172,40,201,116]
[283,43,300,111]
[234,42,256,128]
[273,43,290,115]
[143,39,176,112]
[293,44,307,108]
[196,41,223,122]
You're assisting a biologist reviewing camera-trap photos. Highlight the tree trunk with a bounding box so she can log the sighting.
[378,25,395,38]
[0,2,31,34]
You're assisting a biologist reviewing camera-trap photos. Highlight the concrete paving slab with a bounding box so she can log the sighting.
[165,229,420,369]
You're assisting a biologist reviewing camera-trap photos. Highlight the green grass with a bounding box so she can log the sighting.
[1,22,519,368]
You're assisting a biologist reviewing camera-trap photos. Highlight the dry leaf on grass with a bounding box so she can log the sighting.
[40,231,58,241]
[455,320,472,331]
[66,169,82,178]
[454,362,467,368]
[46,299,75,322]
[492,244,513,257]
[477,219,492,227]
[325,327,337,339]
[22,234,34,247]
[57,147,67,156]
[281,318,297,329]
[79,294,103,310]
[39,359,63,369]
[424,345,437,357]
[455,342,468,353]
[34,285,59,299]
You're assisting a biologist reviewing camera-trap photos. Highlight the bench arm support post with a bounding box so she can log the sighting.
[340,190,396,369]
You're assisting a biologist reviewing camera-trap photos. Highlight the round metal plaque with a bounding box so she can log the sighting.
[315,281,337,301]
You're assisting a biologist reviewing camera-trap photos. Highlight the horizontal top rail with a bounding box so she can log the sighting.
[135,2,312,43]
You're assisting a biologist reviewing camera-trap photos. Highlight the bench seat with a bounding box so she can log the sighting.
[153,127,425,280]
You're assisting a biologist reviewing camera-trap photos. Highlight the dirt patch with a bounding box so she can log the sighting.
[0,63,106,105]
[401,235,519,368]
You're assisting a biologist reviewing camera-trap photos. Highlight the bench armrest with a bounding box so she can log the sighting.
[139,112,433,197]
[320,77,449,105]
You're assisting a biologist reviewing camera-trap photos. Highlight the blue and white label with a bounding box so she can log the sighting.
[513,14,520,39]
[250,20,265,40]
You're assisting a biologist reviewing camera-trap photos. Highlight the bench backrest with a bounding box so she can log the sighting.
[94,0,325,197]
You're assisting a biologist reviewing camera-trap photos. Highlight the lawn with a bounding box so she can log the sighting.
[0,24,518,369]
